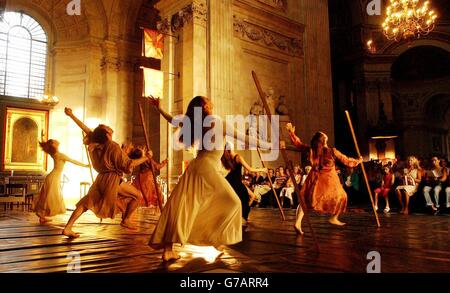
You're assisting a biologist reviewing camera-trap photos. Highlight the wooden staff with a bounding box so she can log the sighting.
[138,102,164,213]
[252,71,320,252]
[345,111,381,228]
[256,148,286,221]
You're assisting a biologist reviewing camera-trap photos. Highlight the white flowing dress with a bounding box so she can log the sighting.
[149,149,242,248]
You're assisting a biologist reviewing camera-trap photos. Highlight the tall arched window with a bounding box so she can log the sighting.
[0,12,47,98]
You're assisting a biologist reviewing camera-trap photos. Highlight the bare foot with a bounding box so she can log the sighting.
[120,221,138,231]
[403,209,409,215]
[162,250,180,262]
[39,217,52,224]
[294,225,304,235]
[329,217,346,226]
[214,245,226,252]
[62,228,80,238]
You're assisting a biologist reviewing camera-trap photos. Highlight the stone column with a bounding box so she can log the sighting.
[297,0,334,144]
[208,0,234,118]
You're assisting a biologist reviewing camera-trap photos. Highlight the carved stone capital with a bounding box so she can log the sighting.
[157,0,208,34]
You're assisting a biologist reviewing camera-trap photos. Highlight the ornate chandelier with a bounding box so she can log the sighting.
[382,0,438,41]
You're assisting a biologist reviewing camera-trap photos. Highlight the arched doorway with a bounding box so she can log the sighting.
[391,45,450,160]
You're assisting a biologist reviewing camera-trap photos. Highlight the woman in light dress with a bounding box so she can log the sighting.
[395,156,422,215]
[147,96,272,262]
[34,139,89,224]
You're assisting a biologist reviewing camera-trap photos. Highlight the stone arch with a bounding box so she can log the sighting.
[391,46,450,81]
[4,0,107,43]
[380,37,450,56]
[390,45,450,158]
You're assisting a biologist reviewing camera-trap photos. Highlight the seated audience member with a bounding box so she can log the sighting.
[256,169,275,207]
[396,156,422,215]
[423,157,448,213]
[344,166,360,205]
[374,165,395,213]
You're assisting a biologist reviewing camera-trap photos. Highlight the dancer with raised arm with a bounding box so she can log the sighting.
[34,139,89,224]
[286,123,362,234]
[62,108,152,238]
[146,96,272,262]
[221,142,267,225]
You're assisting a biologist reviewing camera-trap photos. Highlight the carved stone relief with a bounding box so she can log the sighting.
[256,0,286,12]
[233,16,303,57]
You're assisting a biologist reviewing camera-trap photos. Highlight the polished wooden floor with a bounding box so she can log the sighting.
[0,205,448,273]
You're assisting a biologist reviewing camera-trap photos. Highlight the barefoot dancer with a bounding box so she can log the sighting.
[62,108,151,238]
[147,96,272,261]
[34,139,89,224]
[286,123,362,234]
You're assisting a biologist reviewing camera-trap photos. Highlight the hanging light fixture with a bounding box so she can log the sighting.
[382,0,438,41]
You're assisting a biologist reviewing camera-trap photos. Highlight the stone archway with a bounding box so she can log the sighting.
[391,45,450,159]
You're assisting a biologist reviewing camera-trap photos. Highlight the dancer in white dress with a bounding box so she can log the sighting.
[147,96,272,262]
[34,139,89,224]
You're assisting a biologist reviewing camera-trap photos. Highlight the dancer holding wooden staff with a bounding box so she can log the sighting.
[345,111,381,227]
[138,102,164,213]
[252,71,319,252]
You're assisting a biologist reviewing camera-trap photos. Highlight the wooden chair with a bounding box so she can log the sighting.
[0,184,26,210]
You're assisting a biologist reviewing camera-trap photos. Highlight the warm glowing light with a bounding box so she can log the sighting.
[371,135,399,140]
[383,0,438,41]
[366,39,376,53]
[180,245,223,263]
[33,94,60,106]
[142,67,164,99]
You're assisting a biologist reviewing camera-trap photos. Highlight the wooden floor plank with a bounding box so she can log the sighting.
[0,207,448,272]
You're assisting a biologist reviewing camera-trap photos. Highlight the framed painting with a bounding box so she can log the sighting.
[3,107,48,171]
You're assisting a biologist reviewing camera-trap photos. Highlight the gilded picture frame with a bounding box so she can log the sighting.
[3,107,48,171]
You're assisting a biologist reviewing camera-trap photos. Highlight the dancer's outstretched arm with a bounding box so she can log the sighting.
[285,123,309,152]
[333,149,362,168]
[64,107,92,135]
[146,96,176,126]
[60,153,90,168]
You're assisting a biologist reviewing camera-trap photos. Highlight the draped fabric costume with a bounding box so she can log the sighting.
[149,149,242,249]
[77,140,136,219]
[289,133,360,214]
[133,159,166,207]
[33,153,68,217]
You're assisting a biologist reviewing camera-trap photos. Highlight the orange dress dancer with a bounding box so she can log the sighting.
[130,148,168,207]
[286,123,362,235]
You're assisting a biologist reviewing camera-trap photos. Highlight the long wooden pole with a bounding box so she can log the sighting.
[252,71,319,252]
[345,111,381,228]
[256,148,286,221]
[138,102,164,213]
